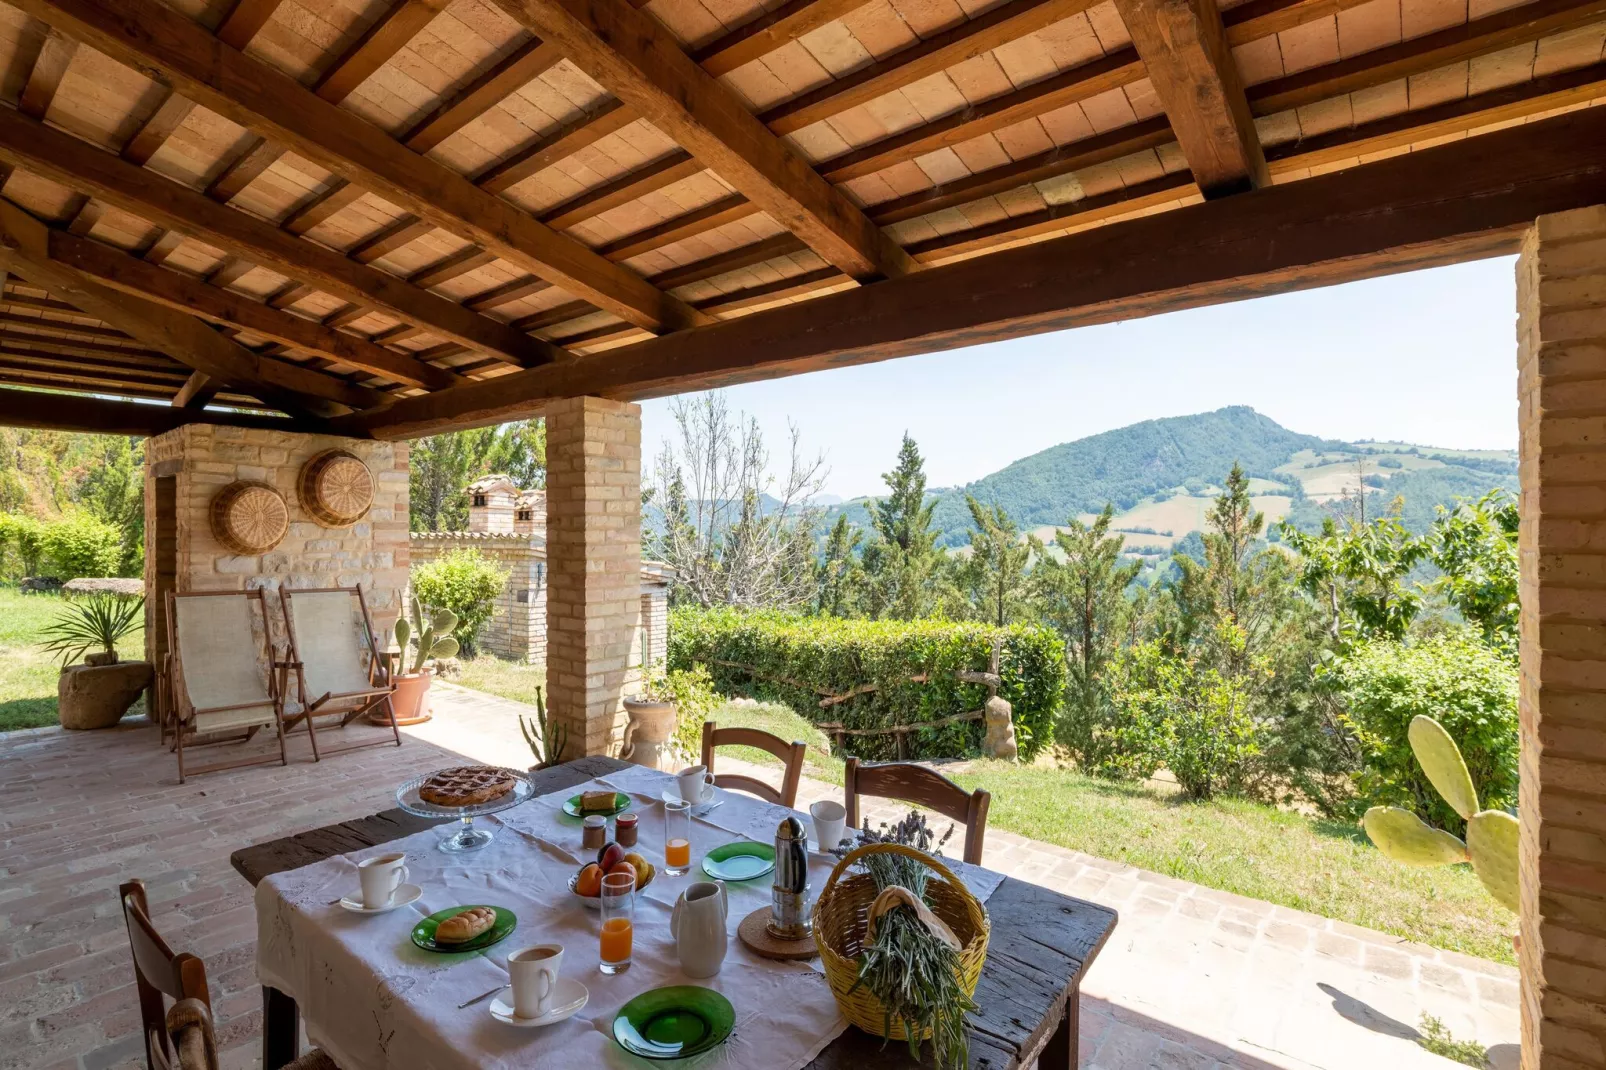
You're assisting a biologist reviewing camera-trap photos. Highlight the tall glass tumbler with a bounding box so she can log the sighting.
[599,870,635,974]
[664,799,692,876]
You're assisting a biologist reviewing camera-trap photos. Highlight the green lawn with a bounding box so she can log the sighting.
[447,654,1517,965]
[0,587,148,732]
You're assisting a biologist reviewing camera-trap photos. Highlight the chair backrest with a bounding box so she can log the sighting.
[843,758,991,865]
[121,880,210,1070]
[701,721,807,807]
[168,592,273,715]
[281,587,379,700]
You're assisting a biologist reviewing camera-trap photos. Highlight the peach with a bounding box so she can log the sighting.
[575,862,603,897]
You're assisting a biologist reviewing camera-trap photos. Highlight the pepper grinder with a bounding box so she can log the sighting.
[768,815,812,941]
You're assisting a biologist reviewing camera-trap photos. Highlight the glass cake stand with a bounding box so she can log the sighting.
[396,767,536,852]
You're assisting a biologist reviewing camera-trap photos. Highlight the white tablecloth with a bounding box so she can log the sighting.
[255,766,1004,1070]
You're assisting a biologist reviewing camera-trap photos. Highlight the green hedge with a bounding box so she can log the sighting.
[667,607,1063,760]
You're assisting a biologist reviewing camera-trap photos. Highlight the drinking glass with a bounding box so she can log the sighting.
[599,870,635,975]
[664,799,692,876]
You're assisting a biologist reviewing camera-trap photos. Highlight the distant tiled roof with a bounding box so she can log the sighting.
[466,474,518,496]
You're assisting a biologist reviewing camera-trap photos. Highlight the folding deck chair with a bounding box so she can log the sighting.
[163,589,294,783]
[278,585,401,760]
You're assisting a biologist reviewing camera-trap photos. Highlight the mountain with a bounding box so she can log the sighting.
[826,407,1516,550]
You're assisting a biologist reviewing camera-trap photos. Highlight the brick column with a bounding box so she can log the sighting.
[1518,206,1606,1070]
[545,396,642,756]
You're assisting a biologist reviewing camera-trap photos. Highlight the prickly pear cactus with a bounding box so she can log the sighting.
[397,601,459,673]
[1362,715,1519,914]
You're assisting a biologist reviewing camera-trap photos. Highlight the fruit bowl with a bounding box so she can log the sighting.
[569,867,653,909]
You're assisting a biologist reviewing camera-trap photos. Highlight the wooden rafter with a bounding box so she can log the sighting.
[15,0,705,334]
[0,107,554,367]
[0,386,322,434]
[1114,0,1266,197]
[692,0,869,77]
[340,103,1606,438]
[489,0,917,281]
[0,199,379,416]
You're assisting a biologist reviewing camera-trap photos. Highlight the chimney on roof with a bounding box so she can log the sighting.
[465,475,518,533]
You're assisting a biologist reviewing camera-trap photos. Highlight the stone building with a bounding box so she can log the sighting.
[411,473,671,670]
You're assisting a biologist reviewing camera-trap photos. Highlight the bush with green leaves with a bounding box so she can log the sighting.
[1334,631,1517,833]
[667,606,1063,760]
[649,663,720,762]
[0,513,46,579]
[41,514,123,580]
[409,548,508,656]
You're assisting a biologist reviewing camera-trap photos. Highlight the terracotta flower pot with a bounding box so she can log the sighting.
[620,696,678,769]
[380,671,433,726]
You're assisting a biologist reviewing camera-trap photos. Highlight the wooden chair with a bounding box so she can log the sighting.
[163,590,297,783]
[162,998,338,1070]
[843,758,991,865]
[278,586,401,761]
[122,880,338,1070]
[701,721,807,807]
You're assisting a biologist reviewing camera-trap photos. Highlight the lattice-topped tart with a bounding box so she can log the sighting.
[418,766,517,807]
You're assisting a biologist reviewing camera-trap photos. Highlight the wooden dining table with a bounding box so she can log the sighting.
[231,755,1118,1069]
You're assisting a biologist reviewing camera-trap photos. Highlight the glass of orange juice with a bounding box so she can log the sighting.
[599,870,635,974]
[664,799,692,875]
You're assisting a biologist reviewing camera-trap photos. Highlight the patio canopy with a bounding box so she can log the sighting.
[0,0,1601,438]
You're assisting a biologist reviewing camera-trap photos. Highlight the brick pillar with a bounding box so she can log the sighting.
[1518,206,1606,1070]
[545,396,642,756]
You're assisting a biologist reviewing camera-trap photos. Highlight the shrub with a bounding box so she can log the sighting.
[667,607,1063,760]
[41,514,122,579]
[1107,640,1262,799]
[410,548,508,657]
[0,514,45,579]
[1335,631,1518,833]
[650,664,720,765]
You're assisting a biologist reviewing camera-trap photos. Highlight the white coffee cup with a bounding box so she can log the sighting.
[810,800,847,852]
[508,944,563,1019]
[677,765,715,804]
[356,852,408,909]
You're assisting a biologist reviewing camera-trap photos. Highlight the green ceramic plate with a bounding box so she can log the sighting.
[562,792,629,819]
[701,841,775,882]
[410,905,516,953]
[613,985,735,1060]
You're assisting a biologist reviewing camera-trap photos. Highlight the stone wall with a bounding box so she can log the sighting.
[1516,206,1606,1070]
[142,425,409,698]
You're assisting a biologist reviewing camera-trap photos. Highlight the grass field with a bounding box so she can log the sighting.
[0,587,148,732]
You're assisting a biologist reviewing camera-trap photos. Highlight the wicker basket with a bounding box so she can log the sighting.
[813,842,989,1041]
[209,480,289,555]
[298,449,374,527]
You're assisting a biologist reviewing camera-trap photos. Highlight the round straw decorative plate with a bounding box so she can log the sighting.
[298,449,374,528]
[210,480,289,555]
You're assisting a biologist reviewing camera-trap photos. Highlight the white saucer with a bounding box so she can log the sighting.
[660,785,723,814]
[489,979,589,1027]
[339,883,422,914]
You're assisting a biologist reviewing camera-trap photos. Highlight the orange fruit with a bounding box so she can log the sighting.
[607,861,637,887]
[575,862,603,897]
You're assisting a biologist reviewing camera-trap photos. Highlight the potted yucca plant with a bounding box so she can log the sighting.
[384,600,459,726]
[42,592,153,730]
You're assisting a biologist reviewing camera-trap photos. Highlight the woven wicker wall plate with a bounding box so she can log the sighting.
[210,481,290,555]
[298,449,374,527]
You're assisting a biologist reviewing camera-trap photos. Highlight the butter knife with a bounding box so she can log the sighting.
[457,984,506,1009]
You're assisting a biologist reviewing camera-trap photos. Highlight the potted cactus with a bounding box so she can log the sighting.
[1362,715,1518,912]
[380,600,460,726]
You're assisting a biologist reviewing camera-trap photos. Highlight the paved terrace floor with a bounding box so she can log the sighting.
[1,683,1519,1070]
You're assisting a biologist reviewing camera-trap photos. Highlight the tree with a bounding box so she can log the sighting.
[1279,503,1428,644]
[1032,505,1141,765]
[409,420,545,531]
[862,433,946,619]
[816,513,863,617]
[959,496,1031,626]
[1427,490,1518,657]
[75,436,144,576]
[647,392,826,610]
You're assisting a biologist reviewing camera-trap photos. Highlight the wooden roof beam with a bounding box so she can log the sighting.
[692,0,871,77]
[1113,0,1265,197]
[488,0,916,281]
[0,199,379,416]
[0,106,555,367]
[46,230,463,390]
[173,370,219,409]
[16,0,704,334]
[0,386,326,435]
[343,103,1606,438]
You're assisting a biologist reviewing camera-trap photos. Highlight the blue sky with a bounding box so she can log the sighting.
[639,256,1521,501]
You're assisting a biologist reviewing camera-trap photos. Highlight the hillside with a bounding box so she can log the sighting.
[827,407,1516,550]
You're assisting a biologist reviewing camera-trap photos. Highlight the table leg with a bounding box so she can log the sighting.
[1040,985,1080,1069]
[262,986,300,1070]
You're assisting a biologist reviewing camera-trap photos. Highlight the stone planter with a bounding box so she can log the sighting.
[381,671,433,726]
[620,696,677,770]
[58,661,153,730]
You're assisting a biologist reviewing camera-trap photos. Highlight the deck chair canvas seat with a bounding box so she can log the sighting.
[164,590,293,783]
[279,586,400,760]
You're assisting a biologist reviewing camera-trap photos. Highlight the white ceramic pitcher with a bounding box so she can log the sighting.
[670,880,728,978]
